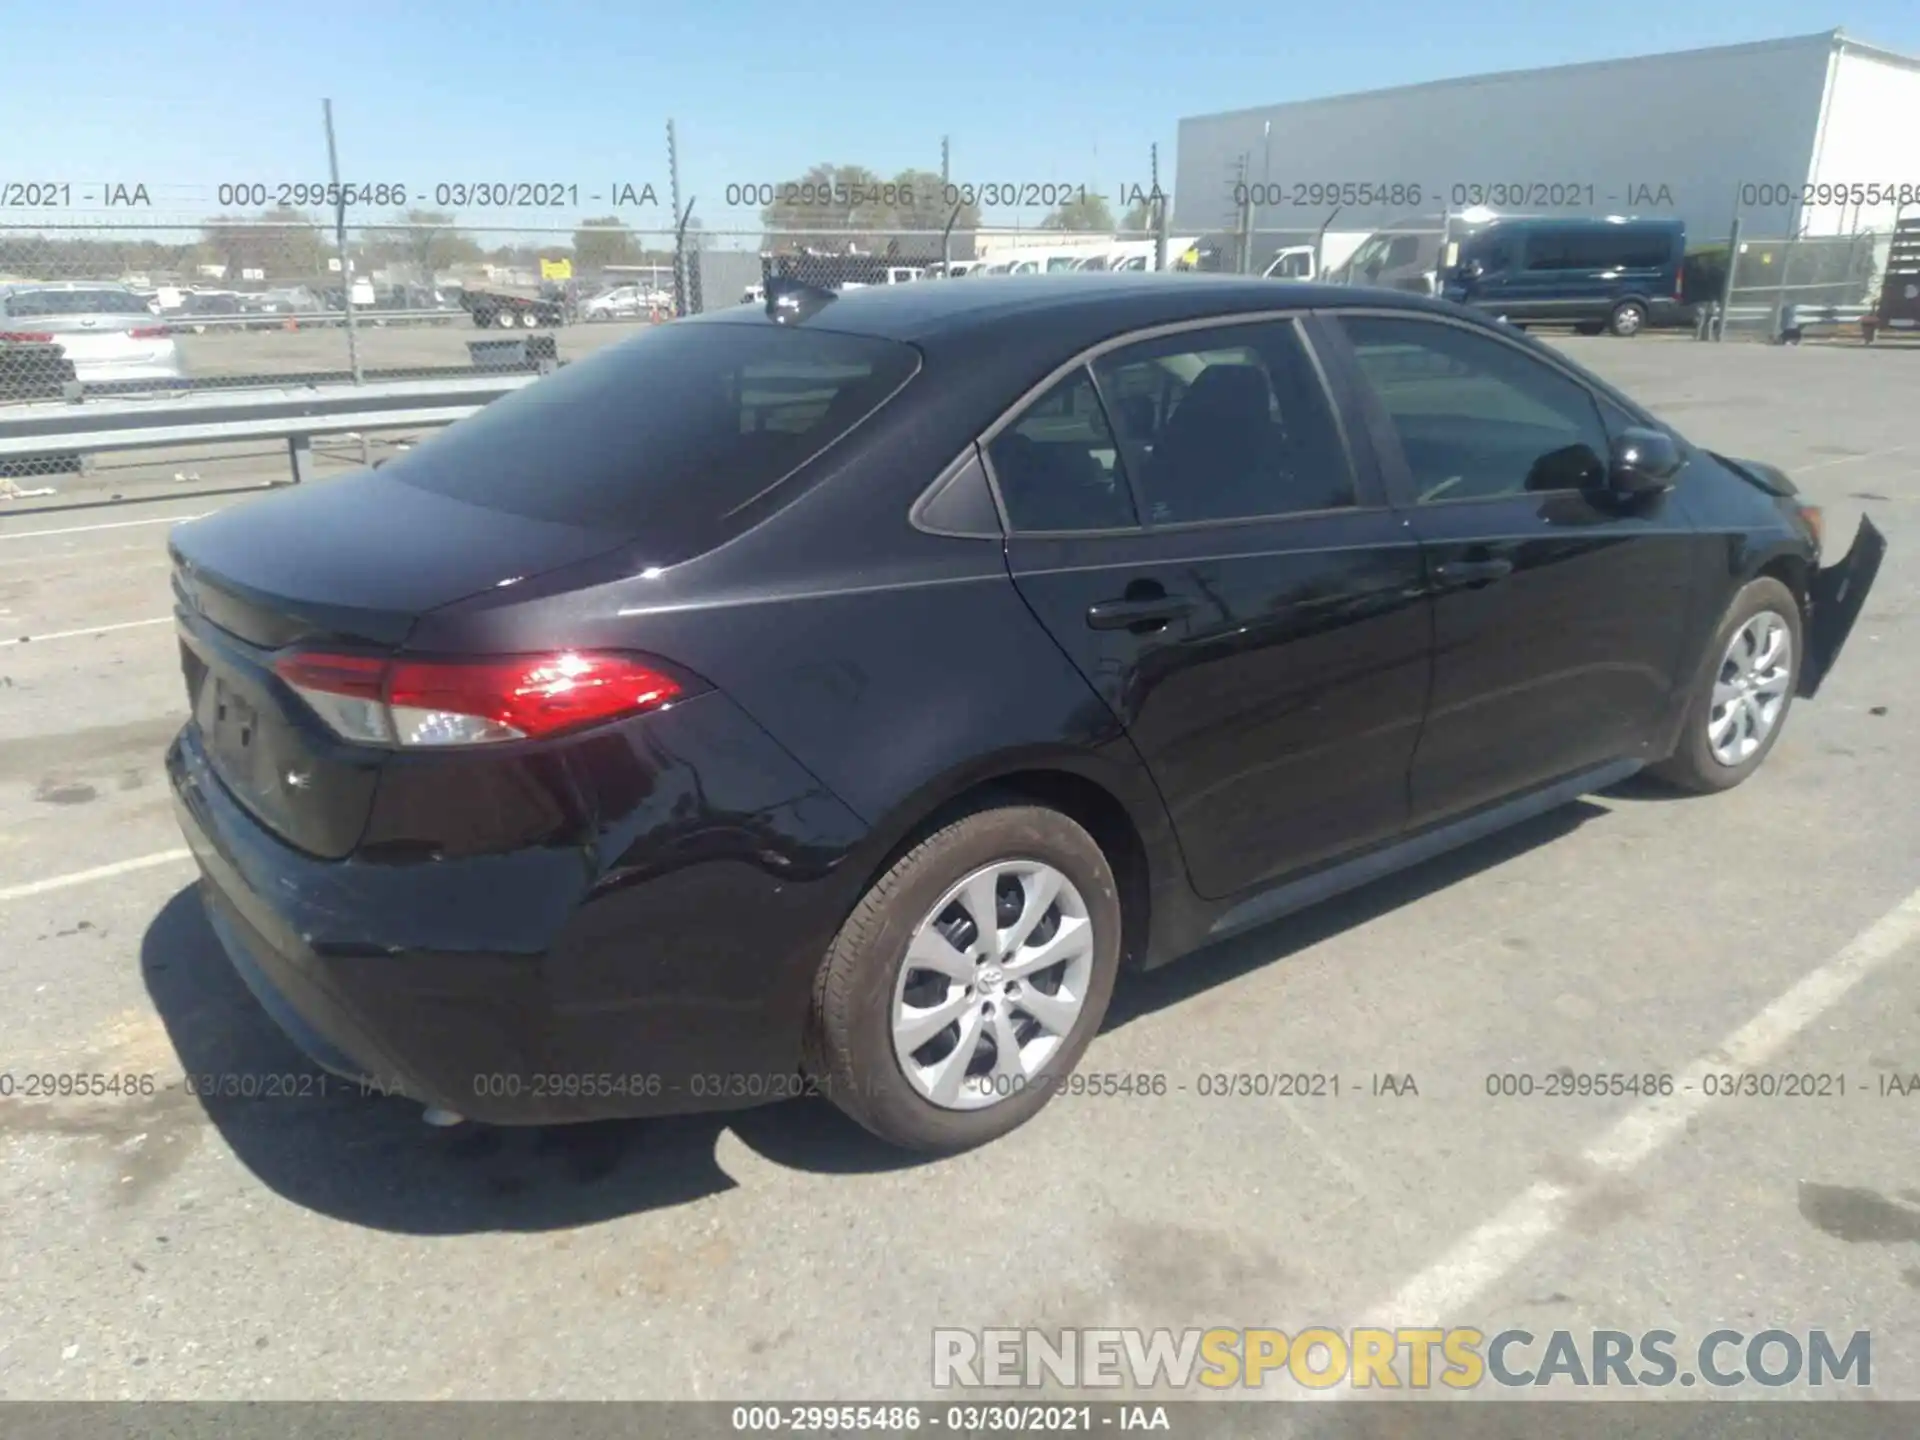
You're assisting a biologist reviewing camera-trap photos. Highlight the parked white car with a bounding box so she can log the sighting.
[583,284,656,320]
[0,281,184,382]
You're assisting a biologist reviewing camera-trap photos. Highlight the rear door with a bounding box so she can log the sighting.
[1321,309,1698,826]
[994,314,1431,901]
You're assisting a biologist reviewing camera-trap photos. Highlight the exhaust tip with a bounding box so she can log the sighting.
[422,1106,467,1128]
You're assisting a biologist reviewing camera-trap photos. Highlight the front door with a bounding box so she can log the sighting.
[1321,310,1699,827]
[991,315,1432,901]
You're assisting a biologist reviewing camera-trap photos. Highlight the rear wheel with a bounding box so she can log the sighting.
[1650,577,1802,793]
[808,802,1122,1153]
[1608,300,1648,337]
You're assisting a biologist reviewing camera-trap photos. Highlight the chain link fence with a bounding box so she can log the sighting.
[1688,214,1907,342]
[6,105,1917,503]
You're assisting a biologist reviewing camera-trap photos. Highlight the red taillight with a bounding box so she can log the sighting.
[276,650,387,699]
[129,325,170,338]
[0,330,54,343]
[271,650,685,748]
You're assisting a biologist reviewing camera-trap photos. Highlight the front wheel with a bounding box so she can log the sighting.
[807,802,1122,1153]
[1649,577,1802,793]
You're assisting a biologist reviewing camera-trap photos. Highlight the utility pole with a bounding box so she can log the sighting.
[322,99,361,383]
[941,136,953,274]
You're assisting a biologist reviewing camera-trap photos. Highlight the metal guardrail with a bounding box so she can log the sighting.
[0,374,538,484]
[163,307,468,332]
[1693,301,1865,341]
[1779,302,1875,343]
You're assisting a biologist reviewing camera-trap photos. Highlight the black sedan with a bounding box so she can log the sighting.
[165,274,1885,1153]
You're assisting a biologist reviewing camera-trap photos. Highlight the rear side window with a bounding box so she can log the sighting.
[1092,321,1354,523]
[1524,228,1675,272]
[390,321,919,533]
[987,369,1137,532]
[4,288,151,317]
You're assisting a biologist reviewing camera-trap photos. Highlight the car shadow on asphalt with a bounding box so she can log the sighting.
[1102,800,1606,1031]
[139,885,921,1236]
[1595,771,1693,805]
[140,801,1607,1234]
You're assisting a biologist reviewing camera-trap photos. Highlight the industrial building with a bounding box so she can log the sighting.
[1175,29,1920,270]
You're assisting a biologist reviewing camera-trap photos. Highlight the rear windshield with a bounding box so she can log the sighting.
[3,288,152,317]
[391,320,920,534]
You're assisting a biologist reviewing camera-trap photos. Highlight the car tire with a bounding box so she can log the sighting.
[1608,300,1648,337]
[1649,576,1803,794]
[807,801,1122,1154]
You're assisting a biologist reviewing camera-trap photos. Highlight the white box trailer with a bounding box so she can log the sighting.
[1176,30,1920,247]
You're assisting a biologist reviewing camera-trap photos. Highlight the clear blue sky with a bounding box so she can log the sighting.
[4,0,1916,238]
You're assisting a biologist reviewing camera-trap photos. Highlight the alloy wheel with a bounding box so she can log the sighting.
[1708,610,1793,766]
[890,860,1096,1111]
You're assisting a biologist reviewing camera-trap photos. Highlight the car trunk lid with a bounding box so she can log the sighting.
[170,470,632,858]
[169,319,920,859]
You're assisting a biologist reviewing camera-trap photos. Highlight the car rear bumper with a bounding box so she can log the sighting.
[75,355,186,381]
[166,693,872,1125]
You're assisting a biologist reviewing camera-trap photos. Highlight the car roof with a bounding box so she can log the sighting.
[1483,216,1682,230]
[1,280,138,293]
[690,272,1465,347]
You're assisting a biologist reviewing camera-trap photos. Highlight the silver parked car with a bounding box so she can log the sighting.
[0,281,185,381]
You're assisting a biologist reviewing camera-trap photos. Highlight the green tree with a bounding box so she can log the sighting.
[389,210,481,279]
[1040,190,1115,232]
[1121,197,1161,233]
[573,215,644,274]
[201,207,328,281]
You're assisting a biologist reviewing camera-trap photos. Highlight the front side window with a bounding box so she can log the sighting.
[1338,315,1609,502]
[1091,320,1353,524]
[1471,237,1515,273]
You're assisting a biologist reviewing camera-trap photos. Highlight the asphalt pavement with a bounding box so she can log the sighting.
[0,335,1916,1406]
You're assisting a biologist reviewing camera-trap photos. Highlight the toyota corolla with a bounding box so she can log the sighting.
[166,274,1884,1152]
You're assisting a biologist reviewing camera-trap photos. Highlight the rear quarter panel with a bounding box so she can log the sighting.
[409,388,1188,956]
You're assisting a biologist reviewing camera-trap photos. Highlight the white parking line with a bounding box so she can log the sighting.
[1323,881,1920,1352]
[1797,444,1911,473]
[0,849,192,904]
[0,513,207,541]
[0,616,172,647]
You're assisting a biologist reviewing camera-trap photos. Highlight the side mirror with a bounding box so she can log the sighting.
[1608,427,1683,495]
[1455,260,1484,282]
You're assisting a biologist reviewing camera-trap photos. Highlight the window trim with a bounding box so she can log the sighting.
[909,443,1006,539]
[970,309,1380,538]
[1317,305,1669,510]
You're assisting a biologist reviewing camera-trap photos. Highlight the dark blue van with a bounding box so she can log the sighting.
[1442,217,1688,336]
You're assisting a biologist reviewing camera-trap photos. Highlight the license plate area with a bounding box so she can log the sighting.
[205,675,268,794]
